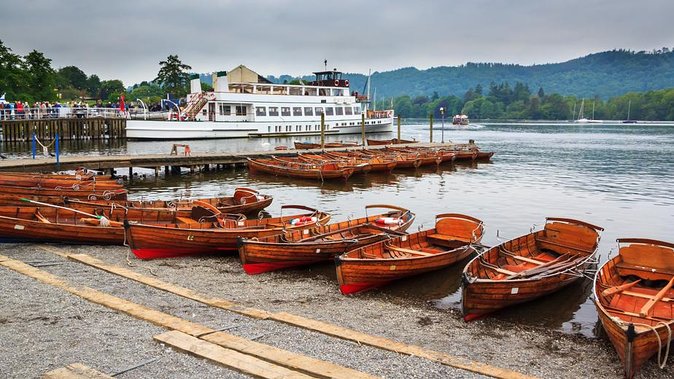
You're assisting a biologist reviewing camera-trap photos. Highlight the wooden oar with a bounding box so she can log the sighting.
[601,279,641,297]
[639,276,674,317]
[20,197,121,227]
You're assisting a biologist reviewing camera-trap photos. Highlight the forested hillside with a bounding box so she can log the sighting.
[268,49,674,100]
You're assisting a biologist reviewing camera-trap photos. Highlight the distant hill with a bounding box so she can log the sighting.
[259,49,674,100]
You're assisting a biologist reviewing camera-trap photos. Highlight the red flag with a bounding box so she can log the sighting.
[119,94,125,112]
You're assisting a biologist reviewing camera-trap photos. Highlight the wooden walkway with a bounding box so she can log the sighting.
[0,143,448,173]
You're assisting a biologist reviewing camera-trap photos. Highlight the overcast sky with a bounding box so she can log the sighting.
[1,0,672,85]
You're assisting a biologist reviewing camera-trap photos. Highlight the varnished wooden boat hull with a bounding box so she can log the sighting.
[126,207,330,260]
[239,206,415,274]
[247,158,353,181]
[337,213,484,294]
[462,217,603,320]
[593,239,674,378]
[0,214,124,244]
[0,185,128,200]
[366,138,417,146]
[338,245,475,295]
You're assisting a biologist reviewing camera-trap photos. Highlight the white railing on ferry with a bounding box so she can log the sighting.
[0,107,127,120]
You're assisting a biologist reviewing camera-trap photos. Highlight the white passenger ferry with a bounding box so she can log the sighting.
[126,65,394,139]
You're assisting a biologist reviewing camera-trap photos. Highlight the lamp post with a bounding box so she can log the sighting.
[439,107,445,143]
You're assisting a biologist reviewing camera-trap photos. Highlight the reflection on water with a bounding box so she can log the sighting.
[3,121,674,338]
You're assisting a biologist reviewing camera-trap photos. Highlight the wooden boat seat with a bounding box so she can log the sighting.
[387,245,434,256]
[535,237,594,254]
[609,291,674,320]
[426,233,470,247]
[615,262,674,282]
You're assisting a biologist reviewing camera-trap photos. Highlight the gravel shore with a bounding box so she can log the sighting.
[1,242,672,378]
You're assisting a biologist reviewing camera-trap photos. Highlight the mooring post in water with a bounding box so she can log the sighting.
[55,132,60,168]
[320,112,325,149]
[397,115,401,141]
[429,114,433,143]
[31,133,36,159]
[361,113,365,147]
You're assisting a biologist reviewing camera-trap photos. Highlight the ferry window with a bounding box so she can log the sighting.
[268,126,271,132]
[219,104,231,115]
[306,125,310,131]
[353,107,361,115]
[304,107,313,116]
[314,107,323,115]
[286,125,291,131]
[281,107,291,116]
[335,107,344,116]
[293,107,302,116]
[236,106,247,116]
[345,107,353,115]
[269,107,279,116]
[319,89,328,96]
[256,107,266,116]
[202,109,207,116]
[325,107,334,116]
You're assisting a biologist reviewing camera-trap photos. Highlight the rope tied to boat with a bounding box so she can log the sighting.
[632,321,672,369]
[34,135,55,157]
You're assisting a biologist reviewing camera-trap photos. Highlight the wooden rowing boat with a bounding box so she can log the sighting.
[124,205,331,259]
[247,157,354,181]
[0,173,124,191]
[238,204,415,274]
[63,187,273,216]
[594,238,674,378]
[297,154,372,174]
[0,184,128,200]
[461,217,603,320]
[323,152,398,173]
[366,138,418,146]
[0,202,222,245]
[336,213,484,294]
[294,141,360,149]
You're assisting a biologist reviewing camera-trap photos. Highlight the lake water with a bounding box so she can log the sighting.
[2,121,673,337]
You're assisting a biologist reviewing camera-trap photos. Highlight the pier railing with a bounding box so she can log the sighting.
[0,107,126,121]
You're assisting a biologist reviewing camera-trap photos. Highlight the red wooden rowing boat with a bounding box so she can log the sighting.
[238,205,415,274]
[462,217,603,320]
[294,141,359,149]
[336,213,484,294]
[298,153,371,174]
[125,205,331,259]
[594,238,674,378]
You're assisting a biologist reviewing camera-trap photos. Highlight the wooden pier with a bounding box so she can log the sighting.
[0,143,452,174]
[1,117,126,142]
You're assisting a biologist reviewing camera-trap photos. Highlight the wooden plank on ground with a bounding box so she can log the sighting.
[201,331,377,379]
[43,363,112,379]
[155,331,312,379]
[34,246,536,379]
[0,254,378,379]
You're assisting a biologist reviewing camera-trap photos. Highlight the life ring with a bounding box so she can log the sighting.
[334,80,340,87]
[290,216,317,227]
[344,79,349,87]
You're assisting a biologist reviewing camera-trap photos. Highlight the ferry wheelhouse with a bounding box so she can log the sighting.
[126,65,394,140]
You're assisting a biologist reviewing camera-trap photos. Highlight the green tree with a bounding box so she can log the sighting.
[99,80,125,102]
[86,74,101,98]
[57,66,88,90]
[0,40,26,100]
[23,50,56,101]
[155,54,192,97]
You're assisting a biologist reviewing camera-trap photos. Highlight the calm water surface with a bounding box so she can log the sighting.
[3,121,673,337]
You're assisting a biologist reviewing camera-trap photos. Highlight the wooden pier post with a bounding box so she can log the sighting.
[361,113,365,147]
[429,114,433,143]
[320,112,325,149]
[397,116,401,141]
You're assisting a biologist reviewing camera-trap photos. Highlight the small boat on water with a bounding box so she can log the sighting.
[323,151,397,173]
[594,238,674,378]
[238,204,415,274]
[336,213,484,294]
[247,157,354,181]
[124,205,330,259]
[461,217,603,320]
[64,187,273,216]
[452,114,469,126]
[366,138,418,146]
[0,173,123,191]
[297,153,371,175]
